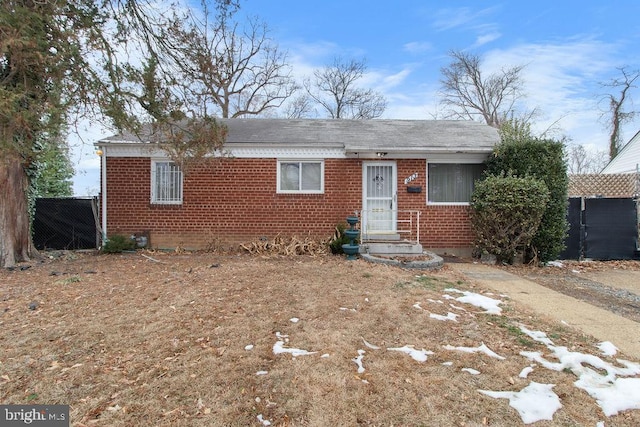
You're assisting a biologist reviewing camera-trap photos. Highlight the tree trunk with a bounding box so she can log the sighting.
[0,154,34,268]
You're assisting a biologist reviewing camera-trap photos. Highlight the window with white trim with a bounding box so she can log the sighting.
[428,163,485,204]
[151,161,183,204]
[277,160,324,193]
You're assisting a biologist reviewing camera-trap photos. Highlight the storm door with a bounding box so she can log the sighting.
[362,162,397,237]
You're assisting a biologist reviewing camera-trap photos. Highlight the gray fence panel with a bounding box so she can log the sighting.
[559,197,583,260]
[584,198,637,260]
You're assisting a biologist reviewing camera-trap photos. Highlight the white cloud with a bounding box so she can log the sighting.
[381,68,413,89]
[403,41,433,54]
[472,31,502,48]
[432,7,499,32]
[480,37,640,150]
[288,40,340,63]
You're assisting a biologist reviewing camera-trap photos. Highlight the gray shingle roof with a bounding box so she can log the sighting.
[99,118,499,153]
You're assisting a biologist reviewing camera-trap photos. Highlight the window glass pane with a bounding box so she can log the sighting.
[169,163,182,201]
[428,163,484,203]
[280,162,300,191]
[154,161,182,203]
[366,165,392,198]
[301,162,321,191]
[156,162,168,200]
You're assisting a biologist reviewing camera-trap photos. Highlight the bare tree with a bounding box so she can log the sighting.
[174,13,297,118]
[283,94,315,119]
[439,50,526,128]
[600,66,640,160]
[304,57,386,119]
[564,142,609,174]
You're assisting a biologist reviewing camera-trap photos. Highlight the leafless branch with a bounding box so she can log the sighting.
[439,50,525,128]
[304,57,386,119]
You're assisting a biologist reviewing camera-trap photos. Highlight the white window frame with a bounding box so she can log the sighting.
[277,160,324,194]
[427,162,485,206]
[151,160,183,204]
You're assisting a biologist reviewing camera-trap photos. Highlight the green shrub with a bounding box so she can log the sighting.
[471,174,550,264]
[102,234,137,253]
[485,123,568,262]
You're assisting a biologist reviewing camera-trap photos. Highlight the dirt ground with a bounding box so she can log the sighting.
[499,259,640,324]
[1,251,640,426]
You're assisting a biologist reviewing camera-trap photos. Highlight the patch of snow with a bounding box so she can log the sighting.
[257,414,271,426]
[597,341,618,357]
[429,312,459,322]
[449,303,467,311]
[546,261,564,268]
[353,349,366,373]
[577,376,640,416]
[321,353,330,358]
[412,302,423,310]
[519,328,640,416]
[519,366,535,378]
[244,344,254,351]
[444,288,502,315]
[289,317,300,323]
[443,343,506,360]
[256,370,268,376]
[362,338,381,350]
[427,298,444,304]
[387,346,434,362]
[442,361,453,366]
[339,307,357,312]
[462,368,480,375]
[479,382,562,424]
[519,325,554,346]
[272,341,317,357]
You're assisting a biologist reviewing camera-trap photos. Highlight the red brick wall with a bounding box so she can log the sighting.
[395,159,474,250]
[105,157,473,250]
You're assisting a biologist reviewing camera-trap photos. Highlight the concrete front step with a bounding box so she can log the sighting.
[360,241,423,255]
[362,233,402,241]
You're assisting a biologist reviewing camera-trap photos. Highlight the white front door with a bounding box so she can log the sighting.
[362,162,397,237]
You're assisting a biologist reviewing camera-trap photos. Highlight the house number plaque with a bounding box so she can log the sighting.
[404,173,418,185]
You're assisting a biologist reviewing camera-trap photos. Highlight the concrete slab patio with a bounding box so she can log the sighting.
[449,262,640,358]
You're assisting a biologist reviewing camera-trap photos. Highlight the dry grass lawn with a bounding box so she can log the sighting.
[1,251,639,426]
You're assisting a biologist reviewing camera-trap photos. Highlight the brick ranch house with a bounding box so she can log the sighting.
[95,119,499,256]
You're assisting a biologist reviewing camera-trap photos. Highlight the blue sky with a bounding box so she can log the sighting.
[71,0,640,195]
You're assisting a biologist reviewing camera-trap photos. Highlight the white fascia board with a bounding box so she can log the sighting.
[95,142,347,159]
[230,143,345,159]
[95,143,166,157]
[345,147,491,159]
[425,153,490,163]
[95,142,490,162]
